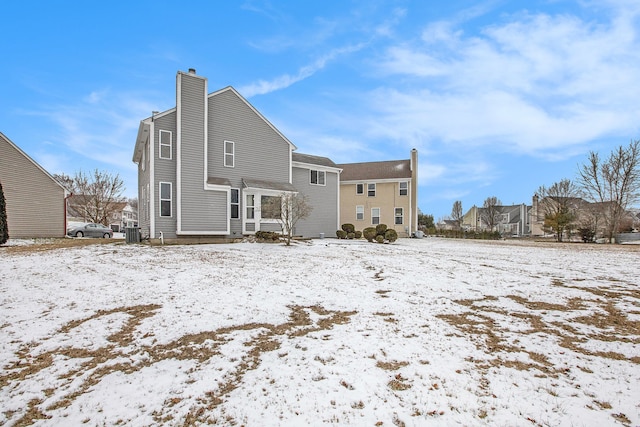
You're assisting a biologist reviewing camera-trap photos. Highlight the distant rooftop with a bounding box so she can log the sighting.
[337,159,412,181]
[292,152,338,168]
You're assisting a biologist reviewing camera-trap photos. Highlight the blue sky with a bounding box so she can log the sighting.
[2,0,640,220]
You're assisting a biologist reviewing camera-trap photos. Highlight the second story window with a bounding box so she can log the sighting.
[356,183,364,195]
[159,130,172,159]
[310,170,326,186]
[399,181,408,196]
[224,140,235,167]
[368,183,376,197]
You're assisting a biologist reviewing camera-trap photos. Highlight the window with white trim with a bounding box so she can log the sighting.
[395,207,404,225]
[371,208,380,225]
[356,183,364,195]
[261,195,281,219]
[159,130,172,159]
[246,194,255,219]
[310,170,326,186]
[399,181,408,196]
[230,189,239,219]
[224,140,235,167]
[356,205,364,221]
[368,183,376,197]
[159,182,172,217]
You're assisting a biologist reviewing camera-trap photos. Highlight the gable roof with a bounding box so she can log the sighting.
[292,152,339,169]
[337,159,412,181]
[133,83,298,164]
[0,132,68,194]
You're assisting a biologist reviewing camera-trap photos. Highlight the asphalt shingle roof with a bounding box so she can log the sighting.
[292,152,338,168]
[337,159,412,181]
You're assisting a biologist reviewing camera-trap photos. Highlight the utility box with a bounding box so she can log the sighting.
[125,227,140,244]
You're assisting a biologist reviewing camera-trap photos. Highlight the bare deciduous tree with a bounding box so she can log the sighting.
[578,140,640,242]
[56,170,126,225]
[451,200,463,230]
[261,192,312,246]
[482,196,502,232]
[536,179,581,242]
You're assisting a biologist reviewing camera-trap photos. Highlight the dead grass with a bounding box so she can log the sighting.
[1,304,357,426]
[1,238,122,254]
[2,240,639,425]
[376,360,409,371]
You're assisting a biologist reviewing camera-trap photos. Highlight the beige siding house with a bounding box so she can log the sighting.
[337,149,418,237]
[0,132,69,238]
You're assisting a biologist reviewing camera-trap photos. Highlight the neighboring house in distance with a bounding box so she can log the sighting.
[529,195,628,238]
[436,219,459,231]
[0,132,69,238]
[337,150,418,238]
[107,202,138,232]
[66,197,137,231]
[132,69,339,241]
[462,204,530,236]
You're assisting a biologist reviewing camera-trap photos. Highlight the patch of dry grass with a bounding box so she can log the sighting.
[1,304,357,426]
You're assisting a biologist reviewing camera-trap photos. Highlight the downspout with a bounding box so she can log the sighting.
[64,191,73,236]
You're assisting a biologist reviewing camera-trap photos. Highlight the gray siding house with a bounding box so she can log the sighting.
[132,69,339,241]
[291,153,341,238]
[0,132,69,238]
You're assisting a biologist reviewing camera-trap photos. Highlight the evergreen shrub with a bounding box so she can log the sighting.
[363,227,377,242]
[385,229,398,243]
[341,223,355,234]
[375,224,388,235]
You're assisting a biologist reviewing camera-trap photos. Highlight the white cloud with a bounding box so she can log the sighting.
[371,2,640,160]
[30,90,156,172]
[239,43,366,97]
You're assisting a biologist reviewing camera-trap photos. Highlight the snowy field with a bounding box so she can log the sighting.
[1,238,638,427]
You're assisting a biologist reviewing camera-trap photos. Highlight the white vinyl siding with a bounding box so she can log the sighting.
[368,183,376,197]
[371,208,380,225]
[159,130,172,159]
[160,182,172,217]
[224,140,235,167]
[395,207,404,225]
[310,170,325,186]
[356,205,364,221]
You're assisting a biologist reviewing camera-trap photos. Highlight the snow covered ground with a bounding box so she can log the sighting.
[1,238,638,426]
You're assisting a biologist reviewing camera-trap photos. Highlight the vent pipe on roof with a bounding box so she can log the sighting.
[188,68,196,74]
